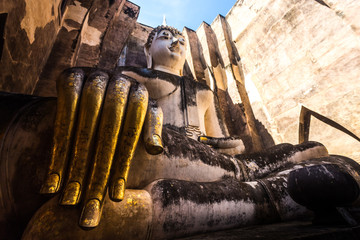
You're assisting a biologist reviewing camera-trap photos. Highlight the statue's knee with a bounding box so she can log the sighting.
[287,163,360,209]
[23,190,152,240]
[291,141,329,163]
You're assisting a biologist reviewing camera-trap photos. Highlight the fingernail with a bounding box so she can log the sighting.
[60,182,81,205]
[198,136,208,142]
[110,178,125,202]
[40,173,60,194]
[145,134,163,155]
[79,199,101,228]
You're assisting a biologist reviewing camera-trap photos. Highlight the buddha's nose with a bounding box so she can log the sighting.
[172,37,179,44]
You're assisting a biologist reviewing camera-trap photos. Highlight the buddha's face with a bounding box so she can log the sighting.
[145,28,186,76]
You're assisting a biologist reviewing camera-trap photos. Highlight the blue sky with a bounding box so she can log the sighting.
[131,0,237,31]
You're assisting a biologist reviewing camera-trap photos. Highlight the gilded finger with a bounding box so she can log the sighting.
[79,75,131,228]
[143,99,163,155]
[109,83,148,202]
[40,68,85,194]
[60,71,109,205]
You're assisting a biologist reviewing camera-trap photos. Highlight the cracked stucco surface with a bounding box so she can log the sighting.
[21,0,57,44]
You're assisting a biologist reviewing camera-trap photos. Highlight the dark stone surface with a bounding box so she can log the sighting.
[176,221,360,240]
[0,91,39,137]
[0,13,7,61]
[162,127,237,173]
[0,93,56,239]
[76,44,101,67]
[236,141,325,179]
[98,1,139,69]
[34,0,138,96]
[0,0,58,94]
[150,177,270,208]
[118,66,181,85]
[255,118,275,149]
[75,0,127,68]
[216,89,260,152]
[288,164,360,209]
[122,23,153,68]
[34,27,82,96]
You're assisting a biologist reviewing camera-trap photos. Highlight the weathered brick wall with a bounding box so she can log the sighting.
[33,0,93,96]
[34,0,140,97]
[226,0,360,161]
[0,0,64,94]
[119,22,153,68]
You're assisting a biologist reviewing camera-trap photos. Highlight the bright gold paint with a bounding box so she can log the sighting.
[79,199,101,228]
[144,100,164,155]
[82,76,131,205]
[109,83,148,202]
[41,69,84,194]
[60,72,109,205]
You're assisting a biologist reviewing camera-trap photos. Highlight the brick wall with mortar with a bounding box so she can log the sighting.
[226,0,360,161]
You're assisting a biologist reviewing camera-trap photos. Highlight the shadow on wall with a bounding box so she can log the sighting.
[0,13,7,61]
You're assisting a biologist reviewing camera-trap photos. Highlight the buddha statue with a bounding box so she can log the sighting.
[1,25,360,240]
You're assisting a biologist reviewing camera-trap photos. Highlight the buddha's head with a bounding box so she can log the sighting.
[144,25,186,76]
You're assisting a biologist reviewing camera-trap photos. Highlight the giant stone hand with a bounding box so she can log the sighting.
[40,68,163,228]
[40,25,186,229]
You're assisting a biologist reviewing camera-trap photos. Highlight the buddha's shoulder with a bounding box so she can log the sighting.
[115,67,212,91]
[115,66,180,85]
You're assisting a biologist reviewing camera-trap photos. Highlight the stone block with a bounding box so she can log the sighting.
[197,22,227,90]
[0,0,62,94]
[98,1,139,69]
[121,22,153,68]
[34,0,92,96]
[183,27,209,84]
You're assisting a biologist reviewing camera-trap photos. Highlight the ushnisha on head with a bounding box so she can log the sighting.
[144,25,187,76]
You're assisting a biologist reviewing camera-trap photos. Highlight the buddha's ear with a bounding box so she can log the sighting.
[144,46,152,69]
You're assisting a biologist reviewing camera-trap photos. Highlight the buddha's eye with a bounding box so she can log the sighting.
[178,38,185,45]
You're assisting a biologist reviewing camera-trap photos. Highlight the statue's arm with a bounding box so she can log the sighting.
[198,89,244,152]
